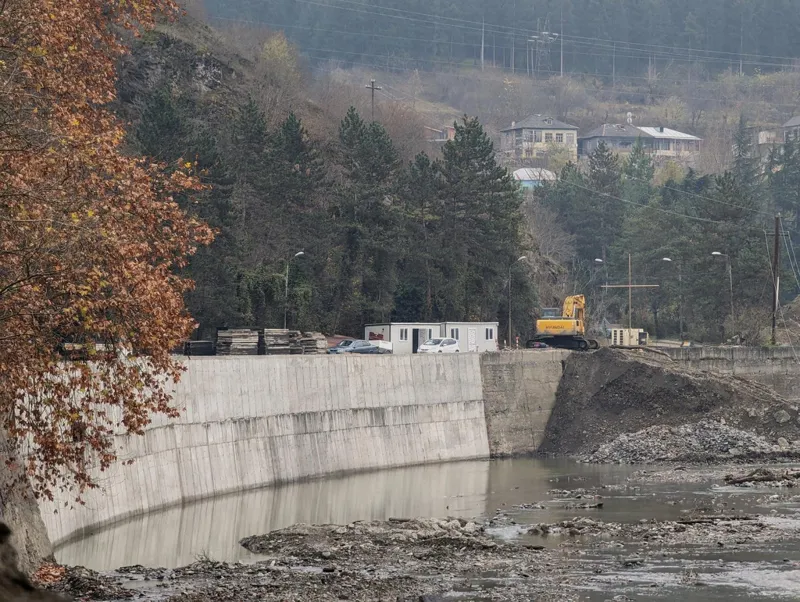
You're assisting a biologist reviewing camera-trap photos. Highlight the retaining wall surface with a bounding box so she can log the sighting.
[480,350,570,456]
[40,354,489,546]
[663,347,800,399]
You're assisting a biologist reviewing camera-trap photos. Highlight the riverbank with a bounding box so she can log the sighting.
[39,458,800,601]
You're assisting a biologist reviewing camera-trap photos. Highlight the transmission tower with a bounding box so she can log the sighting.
[531,18,558,76]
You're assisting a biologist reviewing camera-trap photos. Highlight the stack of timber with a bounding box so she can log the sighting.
[262,329,302,355]
[299,332,329,354]
[216,329,259,355]
[262,330,329,355]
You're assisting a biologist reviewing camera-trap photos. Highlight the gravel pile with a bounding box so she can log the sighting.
[584,420,791,464]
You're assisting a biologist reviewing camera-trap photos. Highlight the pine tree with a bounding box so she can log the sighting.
[622,137,655,207]
[396,152,442,321]
[583,141,623,262]
[332,107,402,332]
[436,116,530,324]
[732,114,764,206]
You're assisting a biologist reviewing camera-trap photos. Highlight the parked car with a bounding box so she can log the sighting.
[329,340,373,354]
[349,344,391,354]
[417,338,460,353]
[328,339,356,354]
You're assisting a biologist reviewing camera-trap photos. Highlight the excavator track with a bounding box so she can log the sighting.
[526,336,599,351]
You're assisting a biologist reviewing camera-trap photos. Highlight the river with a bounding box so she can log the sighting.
[55,458,800,600]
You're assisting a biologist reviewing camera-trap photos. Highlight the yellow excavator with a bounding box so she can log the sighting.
[526,295,600,351]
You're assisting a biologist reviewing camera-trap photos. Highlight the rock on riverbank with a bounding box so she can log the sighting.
[583,420,800,464]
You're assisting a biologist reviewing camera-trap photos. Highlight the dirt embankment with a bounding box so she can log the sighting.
[540,348,800,461]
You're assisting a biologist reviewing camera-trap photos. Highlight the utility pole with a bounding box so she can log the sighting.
[511,0,516,73]
[612,42,616,88]
[772,214,782,345]
[628,253,632,330]
[601,253,659,332]
[365,79,382,121]
[481,18,485,71]
[560,5,564,77]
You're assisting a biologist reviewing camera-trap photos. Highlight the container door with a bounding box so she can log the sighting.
[468,328,477,352]
[412,329,421,353]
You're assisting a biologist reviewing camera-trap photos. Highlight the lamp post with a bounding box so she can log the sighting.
[593,258,605,330]
[712,251,735,339]
[508,256,527,348]
[284,251,305,330]
[662,258,683,341]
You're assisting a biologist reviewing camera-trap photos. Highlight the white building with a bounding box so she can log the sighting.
[365,322,499,354]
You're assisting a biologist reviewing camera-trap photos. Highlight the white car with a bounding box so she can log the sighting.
[418,338,460,353]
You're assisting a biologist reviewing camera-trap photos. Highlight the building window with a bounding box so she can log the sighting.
[555,133,564,143]
[523,130,533,142]
[428,329,433,339]
[450,328,460,340]
[399,328,408,341]
[545,133,553,142]
[485,328,494,340]
[534,130,543,143]
[566,133,575,144]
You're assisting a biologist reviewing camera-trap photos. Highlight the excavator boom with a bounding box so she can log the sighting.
[528,294,598,351]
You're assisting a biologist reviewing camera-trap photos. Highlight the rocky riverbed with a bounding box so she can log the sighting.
[32,461,800,602]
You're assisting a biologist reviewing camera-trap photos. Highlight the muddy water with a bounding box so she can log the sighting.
[56,458,800,600]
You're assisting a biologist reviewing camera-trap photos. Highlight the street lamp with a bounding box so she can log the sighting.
[508,256,527,348]
[284,251,305,330]
[594,259,607,328]
[712,251,735,339]
[662,258,684,341]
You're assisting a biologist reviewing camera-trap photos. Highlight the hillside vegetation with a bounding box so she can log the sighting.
[123,16,538,340]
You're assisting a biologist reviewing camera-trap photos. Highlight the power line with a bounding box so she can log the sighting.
[622,174,775,219]
[217,0,800,70]
[286,0,800,65]
[558,179,732,226]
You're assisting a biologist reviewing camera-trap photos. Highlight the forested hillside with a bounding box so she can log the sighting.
[120,12,800,346]
[122,17,536,341]
[535,122,800,344]
[204,0,800,78]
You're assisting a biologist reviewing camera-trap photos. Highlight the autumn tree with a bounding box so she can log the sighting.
[0,0,212,499]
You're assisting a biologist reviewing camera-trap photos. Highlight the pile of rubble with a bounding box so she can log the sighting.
[583,420,795,464]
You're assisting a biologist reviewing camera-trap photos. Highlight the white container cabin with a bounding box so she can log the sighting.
[364,322,499,354]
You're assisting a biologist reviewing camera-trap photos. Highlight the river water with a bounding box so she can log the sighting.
[56,458,800,600]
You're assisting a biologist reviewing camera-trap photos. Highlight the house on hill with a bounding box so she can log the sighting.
[782,117,800,142]
[500,115,578,163]
[579,124,702,163]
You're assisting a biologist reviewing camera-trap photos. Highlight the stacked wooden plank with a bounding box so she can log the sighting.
[261,329,329,355]
[262,329,302,355]
[216,329,259,355]
[300,332,328,354]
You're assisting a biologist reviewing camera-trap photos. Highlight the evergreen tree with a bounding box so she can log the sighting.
[332,107,402,332]
[622,137,655,207]
[732,115,765,206]
[436,116,532,331]
[395,152,442,321]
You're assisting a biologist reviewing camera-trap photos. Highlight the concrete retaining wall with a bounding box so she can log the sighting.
[481,351,570,456]
[39,354,489,546]
[663,347,800,399]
